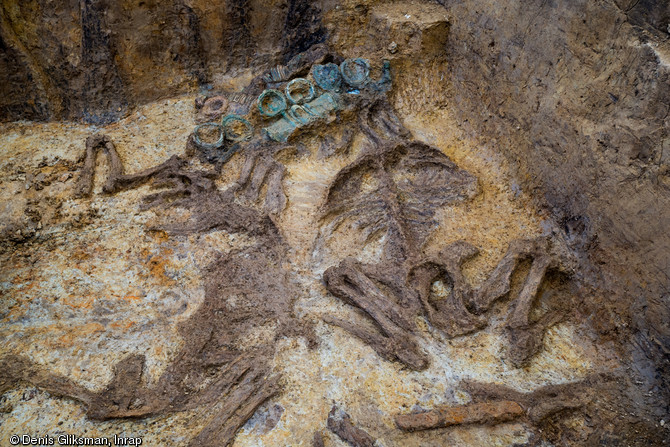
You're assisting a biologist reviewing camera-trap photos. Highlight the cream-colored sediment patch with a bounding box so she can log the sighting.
[0,95,252,435]
[0,96,195,174]
[405,110,548,286]
[0,193,211,389]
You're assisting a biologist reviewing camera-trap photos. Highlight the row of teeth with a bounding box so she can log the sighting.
[227,64,291,105]
[262,65,290,83]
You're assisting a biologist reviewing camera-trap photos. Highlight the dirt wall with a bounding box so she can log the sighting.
[438,0,670,423]
[0,0,329,123]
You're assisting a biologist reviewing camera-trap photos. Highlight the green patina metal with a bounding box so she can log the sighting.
[189,56,392,163]
[257,58,392,142]
[263,91,340,142]
[222,114,254,142]
[264,114,299,143]
[258,89,288,117]
[303,92,338,117]
[194,122,225,150]
[193,115,255,154]
[312,63,342,91]
[340,58,370,88]
[289,105,316,125]
[372,60,392,92]
[285,78,316,105]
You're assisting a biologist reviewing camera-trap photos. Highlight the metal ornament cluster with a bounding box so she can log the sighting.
[192,57,392,151]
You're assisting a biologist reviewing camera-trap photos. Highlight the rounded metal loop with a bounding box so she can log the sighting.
[221,114,254,142]
[340,58,370,87]
[285,78,316,105]
[193,122,224,150]
[288,104,316,125]
[257,89,287,117]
